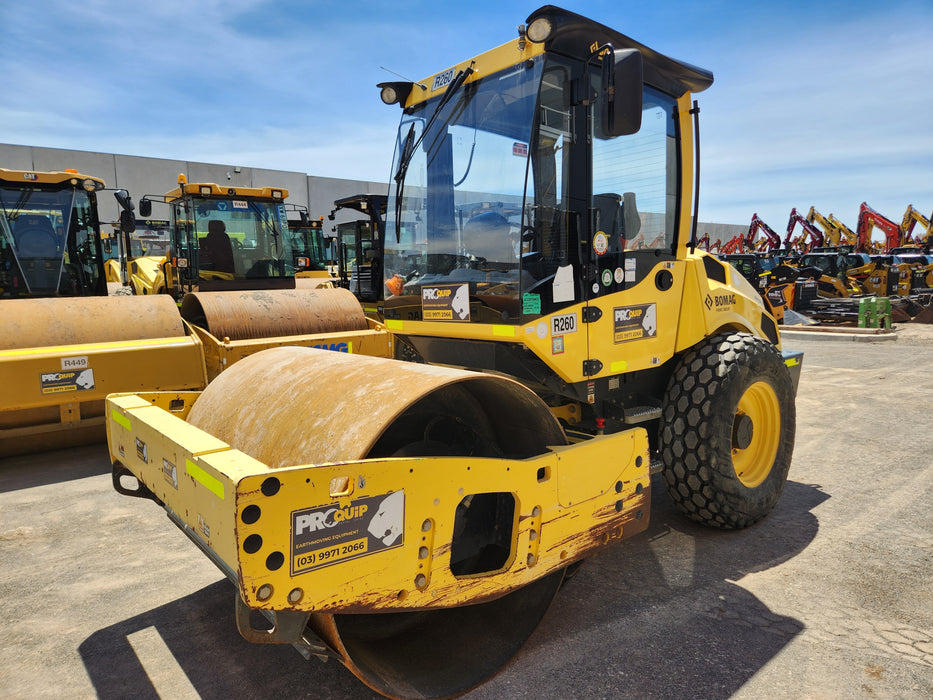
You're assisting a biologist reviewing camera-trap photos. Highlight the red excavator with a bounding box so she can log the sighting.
[856,202,900,254]
[748,213,783,252]
[786,207,824,253]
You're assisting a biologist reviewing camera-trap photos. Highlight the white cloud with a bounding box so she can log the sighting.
[697,7,933,228]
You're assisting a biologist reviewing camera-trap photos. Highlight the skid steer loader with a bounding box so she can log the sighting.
[106,6,802,698]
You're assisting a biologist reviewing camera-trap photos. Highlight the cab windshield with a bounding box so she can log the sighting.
[128,220,172,258]
[0,184,102,296]
[287,222,328,272]
[383,54,680,324]
[173,196,294,279]
[383,59,543,322]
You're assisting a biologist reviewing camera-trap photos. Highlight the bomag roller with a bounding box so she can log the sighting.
[0,167,210,457]
[103,217,173,295]
[106,7,802,698]
[0,168,391,457]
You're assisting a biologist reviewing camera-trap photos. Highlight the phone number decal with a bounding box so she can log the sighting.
[293,537,368,572]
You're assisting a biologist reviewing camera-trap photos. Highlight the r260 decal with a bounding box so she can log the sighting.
[551,312,577,335]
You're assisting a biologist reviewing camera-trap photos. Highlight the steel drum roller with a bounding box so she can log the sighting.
[180,287,367,341]
[186,346,569,698]
[1,295,186,351]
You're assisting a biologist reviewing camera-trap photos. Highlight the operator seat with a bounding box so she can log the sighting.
[462,211,513,264]
[594,192,641,251]
[202,220,236,274]
[13,215,59,258]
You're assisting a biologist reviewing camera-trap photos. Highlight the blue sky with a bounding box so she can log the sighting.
[2,0,932,233]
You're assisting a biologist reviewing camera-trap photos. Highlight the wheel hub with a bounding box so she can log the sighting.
[732,413,754,450]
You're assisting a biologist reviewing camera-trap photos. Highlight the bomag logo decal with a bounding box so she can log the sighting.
[310,342,351,353]
[704,293,736,311]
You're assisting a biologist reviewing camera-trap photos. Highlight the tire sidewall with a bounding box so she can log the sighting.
[660,332,796,528]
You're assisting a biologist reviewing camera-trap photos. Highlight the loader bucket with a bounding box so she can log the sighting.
[909,302,933,324]
[184,346,571,698]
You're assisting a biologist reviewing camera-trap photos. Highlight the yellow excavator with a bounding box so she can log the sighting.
[106,7,802,698]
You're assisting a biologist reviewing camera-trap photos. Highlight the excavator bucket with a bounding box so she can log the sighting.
[908,301,933,324]
[107,346,650,698]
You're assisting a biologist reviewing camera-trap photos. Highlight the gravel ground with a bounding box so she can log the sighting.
[1,325,930,699]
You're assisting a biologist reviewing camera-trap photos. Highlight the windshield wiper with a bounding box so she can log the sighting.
[247,201,281,256]
[392,66,474,242]
[393,123,416,243]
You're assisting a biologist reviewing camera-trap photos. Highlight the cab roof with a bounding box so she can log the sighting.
[527,6,713,97]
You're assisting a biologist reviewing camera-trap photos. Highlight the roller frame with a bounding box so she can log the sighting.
[189,319,393,379]
[0,336,206,457]
[0,288,391,456]
[107,390,650,618]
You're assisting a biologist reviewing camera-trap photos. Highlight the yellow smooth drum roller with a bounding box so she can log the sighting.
[179,287,367,341]
[186,346,569,698]
[1,295,185,351]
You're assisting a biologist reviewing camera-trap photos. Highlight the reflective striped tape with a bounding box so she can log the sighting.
[111,410,131,431]
[186,459,224,500]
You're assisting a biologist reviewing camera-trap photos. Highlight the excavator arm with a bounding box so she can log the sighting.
[857,202,900,253]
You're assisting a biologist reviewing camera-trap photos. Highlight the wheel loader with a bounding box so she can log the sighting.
[106,7,802,698]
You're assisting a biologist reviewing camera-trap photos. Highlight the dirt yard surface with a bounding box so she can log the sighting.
[1,328,930,699]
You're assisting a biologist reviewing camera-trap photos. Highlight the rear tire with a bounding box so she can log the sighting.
[659,332,795,529]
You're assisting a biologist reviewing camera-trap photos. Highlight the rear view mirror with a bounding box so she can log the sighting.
[114,189,134,212]
[120,209,136,234]
[601,48,643,137]
[139,198,152,217]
